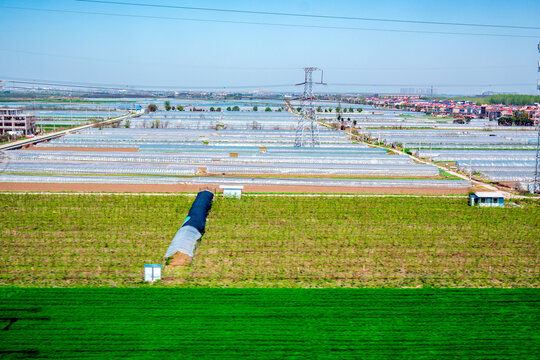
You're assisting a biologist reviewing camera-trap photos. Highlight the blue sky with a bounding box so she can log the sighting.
[1,0,539,95]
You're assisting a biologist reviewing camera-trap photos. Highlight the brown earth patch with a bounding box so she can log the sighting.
[167,251,193,267]
[494,181,517,188]
[24,146,139,152]
[0,182,471,194]
[242,185,470,194]
[208,173,442,179]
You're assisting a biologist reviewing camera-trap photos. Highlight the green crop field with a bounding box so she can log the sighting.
[0,288,538,359]
[0,194,538,288]
[1,194,539,359]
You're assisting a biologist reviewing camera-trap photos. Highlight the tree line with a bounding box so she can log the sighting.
[482,95,540,106]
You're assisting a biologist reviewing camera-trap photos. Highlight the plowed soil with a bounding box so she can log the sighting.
[0,182,470,194]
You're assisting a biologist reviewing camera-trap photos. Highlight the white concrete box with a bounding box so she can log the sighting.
[144,264,162,282]
[219,185,244,198]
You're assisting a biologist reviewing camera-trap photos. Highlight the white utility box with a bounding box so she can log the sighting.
[219,185,244,198]
[144,264,162,282]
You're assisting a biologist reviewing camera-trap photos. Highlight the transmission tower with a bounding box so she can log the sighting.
[534,42,540,193]
[294,67,325,147]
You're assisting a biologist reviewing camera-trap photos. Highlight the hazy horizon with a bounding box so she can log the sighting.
[1,0,540,95]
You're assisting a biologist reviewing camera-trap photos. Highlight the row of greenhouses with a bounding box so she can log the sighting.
[0,106,472,188]
[0,174,471,188]
[37,128,356,148]
[366,129,538,147]
[15,149,408,164]
[367,127,538,182]
[455,160,537,182]
[1,147,440,176]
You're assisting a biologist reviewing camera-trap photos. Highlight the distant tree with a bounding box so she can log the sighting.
[227,106,232,111]
[147,104,157,112]
[328,108,332,112]
[343,108,347,113]
[265,107,272,112]
[497,117,512,126]
[210,106,215,111]
[171,106,176,110]
[353,120,357,126]
[253,106,258,111]
[164,101,171,111]
[296,107,301,112]
[487,94,540,106]
[216,107,221,112]
[277,108,282,112]
[498,111,534,126]
[513,111,532,125]
[177,106,184,111]
[357,108,363,113]
[317,106,322,112]
[124,120,131,128]
[336,107,341,113]
[349,107,354,112]
[232,106,240,111]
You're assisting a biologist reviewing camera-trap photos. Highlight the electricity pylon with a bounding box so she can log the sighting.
[294,67,326,147]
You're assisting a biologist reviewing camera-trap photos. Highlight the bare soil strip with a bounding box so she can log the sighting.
[24,146,139,152]
[0,182,471,194]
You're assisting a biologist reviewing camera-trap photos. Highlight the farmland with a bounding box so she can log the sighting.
[0,102,474,193]
[1,194,538,288]
[0,288,538,359]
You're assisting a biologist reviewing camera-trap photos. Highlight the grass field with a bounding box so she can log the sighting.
[0,288,538,359]
[0,194,538,288]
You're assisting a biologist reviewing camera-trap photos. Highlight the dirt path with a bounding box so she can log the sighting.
[24,146,139,152]
[0,191,467,198]
[0,182,470,194]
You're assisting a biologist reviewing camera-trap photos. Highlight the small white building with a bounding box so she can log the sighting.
[468,192,504,207]
[219,185,244,198]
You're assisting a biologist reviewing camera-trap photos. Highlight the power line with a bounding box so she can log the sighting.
[2,5,538,38]
[6,85,146,95]
[2,77,533,92]
[0,49,300,71]
[331,83,532,87]
[0,77,295,91]
[5,86,302,102]
[76,0,540,31]
[0,49,531,71]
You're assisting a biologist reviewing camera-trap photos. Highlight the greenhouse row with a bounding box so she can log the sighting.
[370,125,537,182]
[480,172,536,182]
[417,150,536,161]
[0,106,477,187]
[456,160,536,182]
[0,174,470,188]
[368,132,537,146]
[189,176,471,188]
[0,174,182,184]
[5,150,411,164]
[2,151,438,176]
[38,128,355,147]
